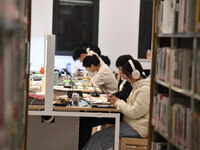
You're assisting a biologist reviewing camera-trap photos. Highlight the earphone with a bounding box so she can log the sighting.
[128,59,140,79]
[86,47,90,53]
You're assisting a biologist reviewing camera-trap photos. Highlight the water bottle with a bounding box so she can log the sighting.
[54,71,59,85]
[72,93,79,106]
[146,49,151,60]
[66,62,71,73]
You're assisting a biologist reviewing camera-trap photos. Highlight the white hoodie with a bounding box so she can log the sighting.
[115,78,150,138]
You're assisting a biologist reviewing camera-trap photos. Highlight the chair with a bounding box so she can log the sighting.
[119,137,148,150]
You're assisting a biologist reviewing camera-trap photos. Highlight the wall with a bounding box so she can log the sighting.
[30,0,151,72]
[98,0,141,71]
[30,0,53,71]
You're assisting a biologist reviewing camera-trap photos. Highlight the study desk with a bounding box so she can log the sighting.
[29,105,121,150]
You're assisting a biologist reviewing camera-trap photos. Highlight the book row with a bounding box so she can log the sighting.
[193,112,200,150]
[156,47,192,90]
[152,94,192,149]
[152,94,169,135]
[171,104,191,149]
[156,0,196,34]
[196,50,200,94]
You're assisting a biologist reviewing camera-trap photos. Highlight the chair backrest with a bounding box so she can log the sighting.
[120,137,148,150]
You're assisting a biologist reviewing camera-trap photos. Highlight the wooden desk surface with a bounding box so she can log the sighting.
[29,105,120,112]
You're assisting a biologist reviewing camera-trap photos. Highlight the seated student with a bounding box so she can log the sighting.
[89,46,101,56]
[100,55,111,66]
[73,46,111,67]
[72,46,105,78]
[113,55,133,101]
[82,59,150,150]
[72,46,103,64]
[78,55,133,150]
[82,55,117,94]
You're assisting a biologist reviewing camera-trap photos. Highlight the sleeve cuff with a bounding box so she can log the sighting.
[114,99,121,106]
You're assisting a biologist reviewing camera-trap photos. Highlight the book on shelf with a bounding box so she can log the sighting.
[156,1,163,34]
[195,0,200,32]
[175,49,192,90]
[174,0,179,33]
[156,0,175,34]
[156,47,192,90]
[193,112,200,150]
[196,50,200,94]
[170,48,192,90]
[156,47,171,83]
[152,94,169,135]
[162,0,174,33]
[184,0,196,33]
[177,0,196,33]
[156,0,196,34]
[171,104,191,149]
[177,0,184,33]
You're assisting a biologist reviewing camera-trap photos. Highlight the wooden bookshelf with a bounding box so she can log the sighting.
[194,94,200,101]
[168,139,188,150]
[153,126,168,140]
[171,86,192,97]
[155,78,170,88]
[149,0,200,150]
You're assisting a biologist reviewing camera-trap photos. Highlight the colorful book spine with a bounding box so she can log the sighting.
[171,104,191,149]
[152,94,169,135]
[196,50,200,94]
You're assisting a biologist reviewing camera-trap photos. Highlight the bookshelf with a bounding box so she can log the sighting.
[149,0,200,150]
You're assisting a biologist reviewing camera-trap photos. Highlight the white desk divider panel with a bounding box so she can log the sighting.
[44,34,55,112]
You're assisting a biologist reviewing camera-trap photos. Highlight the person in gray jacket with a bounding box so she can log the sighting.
[82,59,150,150]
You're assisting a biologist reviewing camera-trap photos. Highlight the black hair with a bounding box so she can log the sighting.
[90,46,101,56]
[122,59,150,79]
[72,47,87,61]
[83,55,100,67]
[115,55,134,67]
[76,41,91,48]
[100,55,111,66]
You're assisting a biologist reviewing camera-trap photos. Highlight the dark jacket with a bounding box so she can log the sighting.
[113,81,132,101]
